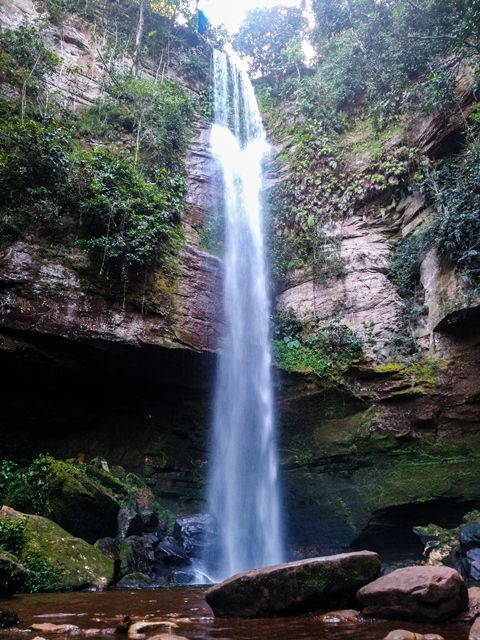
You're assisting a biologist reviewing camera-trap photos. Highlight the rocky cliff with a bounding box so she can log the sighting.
[1,0,480,569]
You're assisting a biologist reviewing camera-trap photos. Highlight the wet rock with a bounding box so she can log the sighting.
[94,537,119,562]
[115,616,132,634]
[467,549,480,582]
[0,506,114,591]
[119,504,158,540]
[470,617,480,640]
[206,551,381,618]
[116,573,153,589]
[119,535,156,577]
[461,522,480,549]
[318,609,361,623]
[127,621,178,640]
[173,514,214,558]
[0,609,19,628]
[0,551,27,597]
[357,565,468,622]
[413,524,458,566]
[155,538,189,566]
[384,631,444,640]
[31,623,81,634]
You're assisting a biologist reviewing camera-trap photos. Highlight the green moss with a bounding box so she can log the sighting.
[0,507,114,592]
[373,363,404,374]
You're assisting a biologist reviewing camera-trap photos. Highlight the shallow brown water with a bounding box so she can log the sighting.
[0,589,470,640]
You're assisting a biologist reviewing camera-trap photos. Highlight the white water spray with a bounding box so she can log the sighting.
[202,49,284,582]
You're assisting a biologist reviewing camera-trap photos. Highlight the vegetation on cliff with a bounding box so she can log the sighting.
[273,309,363,380]
[239,0,480,359]
[0,0,211,291]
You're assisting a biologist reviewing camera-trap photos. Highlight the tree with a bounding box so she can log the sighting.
[233,6,307,80]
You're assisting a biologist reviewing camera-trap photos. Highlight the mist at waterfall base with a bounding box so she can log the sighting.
[199,49,284,584]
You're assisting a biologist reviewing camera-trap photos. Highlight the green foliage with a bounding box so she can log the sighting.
[273,311,363,380]
[6,455,56,515]
[310,0,480,123]
[0,460,18,506]
[0,119,70,238]
[23,550,62,593]
[77,73,194,169]
[419,134,480,285]
[0,519,26,557]
[0,25,60,91]
[0,116,185,279]
[233,6,306,80]
[73,150,185,274]
[388,225,433,297]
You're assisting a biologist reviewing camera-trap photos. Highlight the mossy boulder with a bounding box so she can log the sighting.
[205,551,381,618]
[0,506,114,591]
[33,460,123,543]
[116,572,152,589]
[0,551,27,597]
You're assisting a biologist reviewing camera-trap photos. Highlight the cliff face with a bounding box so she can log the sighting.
[0,0,220,516]
[0,0,221,353]
[1,0,480,564]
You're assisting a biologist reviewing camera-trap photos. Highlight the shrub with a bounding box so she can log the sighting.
[73,150,185,273]
[273,312,363,380]
[0,519,26,556]
[0,119,70,238]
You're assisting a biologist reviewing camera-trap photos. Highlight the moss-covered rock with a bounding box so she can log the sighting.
[206,551,381,618]
[0,551,27,597]
[0,506,114,591]
[42,461,122,543]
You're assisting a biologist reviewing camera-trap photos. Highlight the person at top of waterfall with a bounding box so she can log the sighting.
[196,0,209,35]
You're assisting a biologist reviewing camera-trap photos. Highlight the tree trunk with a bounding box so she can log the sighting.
[133,0,145,75]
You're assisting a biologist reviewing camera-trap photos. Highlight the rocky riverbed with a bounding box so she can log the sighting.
[0,588,472,640]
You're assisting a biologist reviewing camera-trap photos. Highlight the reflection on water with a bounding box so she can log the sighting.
[0,588,470,640]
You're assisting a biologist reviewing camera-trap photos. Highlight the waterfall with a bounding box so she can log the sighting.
[202,49,284,583]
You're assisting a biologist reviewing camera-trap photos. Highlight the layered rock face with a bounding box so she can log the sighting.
[1,0,480,570]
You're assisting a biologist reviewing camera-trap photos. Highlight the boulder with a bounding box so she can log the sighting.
[173,514,214,558]
[461,522,480,549]
[205,551,381,618]
[155,538,189,566]
[357,565,468,622]
[467,549,480,582]
[318,609,361,623]
[31,624,81,635]
[0,609,19,628]
[117,496,159,541]
[94,537,119,561]
[0,551,27,597]
[119,535,156,577]
[116,573,153,589]
[384,631,444,640]
[33,460,122,543]
[470,617,480,640]
[0,506,114,591]
[127,621,178,640]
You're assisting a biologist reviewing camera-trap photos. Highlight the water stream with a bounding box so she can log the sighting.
[202,49,284,582]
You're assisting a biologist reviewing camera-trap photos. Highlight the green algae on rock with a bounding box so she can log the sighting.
[0,506,113,592]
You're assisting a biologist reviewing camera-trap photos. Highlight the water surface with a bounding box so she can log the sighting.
[0,589,469,640]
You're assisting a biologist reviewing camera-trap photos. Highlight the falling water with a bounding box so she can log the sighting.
[203,49,284,582]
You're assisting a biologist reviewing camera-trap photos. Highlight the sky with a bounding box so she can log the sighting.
[198,0,301,33]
